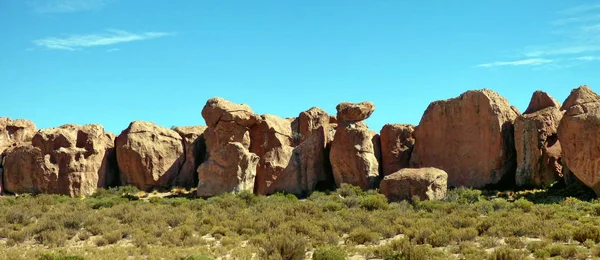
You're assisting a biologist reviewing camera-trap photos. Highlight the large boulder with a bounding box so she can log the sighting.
[410,89,519,188]
[116,121,184,191]
[514,91,563,187]
[201,97,259,154]
[252,108,334,196]
[3,124,116,197]
[557,85,600,195]
[172,126,208,188]
[379,167,448,202]
[380,124,415,176]
[197,142,258,197]
[330,102,380,190]
[0,118,37,153]
[379,168,448,201]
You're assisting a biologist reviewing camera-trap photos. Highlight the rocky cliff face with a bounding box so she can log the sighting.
[3,86,600,200]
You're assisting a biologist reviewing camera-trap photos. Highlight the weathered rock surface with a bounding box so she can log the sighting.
[558,85,600,195]
[336,102,375,122]
[0,118,37,152]
[172,126,207,188]
[380,124,415,176]
[3,124,115,197]
[197,142,258,197]
[116,121,184,191]
[410,89,519,188]
[515,91,563,187]
[330,102,380,190]
[380,167,448,202]
[202,98,259,154]
[298,107,332,143]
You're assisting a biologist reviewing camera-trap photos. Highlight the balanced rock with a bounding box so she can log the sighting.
[380,124,415,176]
[202,98,259,154]
[514,91,563,187]
[197,142,258,197]
[380,167,448,202]
[4,124,116,197]
[410,89,519,188]
[198,98,259,196]
[558,85,600,195]
[330,101,380,190]
[116,121,184,191]
[172,126,208,188]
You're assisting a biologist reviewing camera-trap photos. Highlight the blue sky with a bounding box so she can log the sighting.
[1,0,599,134]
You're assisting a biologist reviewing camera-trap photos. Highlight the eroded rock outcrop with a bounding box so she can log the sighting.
[410,89,519,188]
[198,98,259,196]
[380,124,415,176]
[0,118,37,194]
[116,121,184,191]
[380,167,447,202]
[172,126,207,188]
[558,85,600,195]
[330,102,380,190]
[3,124,116,197]
[514,91,563,187]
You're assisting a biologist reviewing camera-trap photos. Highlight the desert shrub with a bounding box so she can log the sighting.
[428,230,452,247]
[479,236,499,249]
[487,246,527,260]
[360,194,389,211]
[312,246,347,260]
[533,249,550,259]
[38,252,85,260]
[336,184,365,197]
[549,227,572,242]
[444,187,482,204]
[186,255,214,260]
[512,198,534,212]
[573,224,600,243]
[504,236,525,249]
[452,228,478,242]
[348,227,379,245]
[103,230,123,244]
[583,239,596,248]
[526,239,551,252]
[260,229,308,260]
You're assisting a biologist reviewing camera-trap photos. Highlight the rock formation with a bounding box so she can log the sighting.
[514,91,563,187]
[558,85,600,195]
[380,124,415,176]
[198,98,259,196]
[116,121,184,191]
[172,126,207,188]
[379,167,447,202]
[3,124,116,197]
[330,102,381,190]
[0,118,37,195]
[410,89,519,188]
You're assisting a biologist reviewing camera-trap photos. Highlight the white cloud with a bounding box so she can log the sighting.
[29,0,109,13]
[476,58,553,68]
[553,14,600,25]
[34,30,172,50]
[524,45,600,57]
[574,56,600,61]
[106,48,120,52]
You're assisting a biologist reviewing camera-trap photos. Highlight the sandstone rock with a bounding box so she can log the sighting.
[336,102,375,122]
[0,118,37,156]
[201,98,258,154]
[330,102,380,190]
[116,121,184,191]
[560,85,600,111]
[410,89,519,188]
[379,167,447,202]
[3,124,115,197]
[558,86,600,195]
[524,91,560,114]
[380,124,415,176]
[172,126,208,188]
[298,107,332,143]
[514,91,563,187]
[197,142,258,197]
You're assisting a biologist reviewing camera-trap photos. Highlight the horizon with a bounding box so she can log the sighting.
[2,0,600,134]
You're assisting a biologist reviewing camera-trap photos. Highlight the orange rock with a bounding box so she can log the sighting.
[116,121,184,191]
[410,89,519,188]
[379,167,447,202]
[197,142,258,197]
[172,126,208,188]
[4,124,115,197]
[330,102,380,190]
[558,85,600,195]
[380,124,415,176]
[514,91,563,187]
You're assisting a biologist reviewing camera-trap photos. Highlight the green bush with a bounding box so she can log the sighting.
[38,252,85,260]
[573,224,600,243]
[260,229,307,260]
[487,247,527,260]
[348,227,379,245]
[313,246,347,260]
[186,255,214,260]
